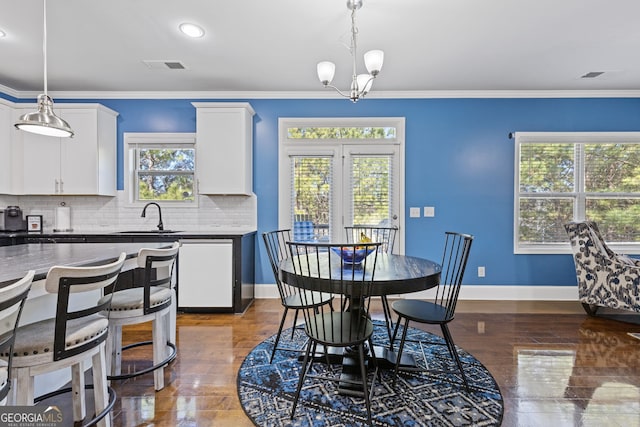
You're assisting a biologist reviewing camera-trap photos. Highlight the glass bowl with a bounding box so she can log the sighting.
[331,246,375,265]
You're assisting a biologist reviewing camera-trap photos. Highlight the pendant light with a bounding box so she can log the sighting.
[14,0,73,138]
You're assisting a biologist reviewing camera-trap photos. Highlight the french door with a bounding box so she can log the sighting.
[278,118,404,253]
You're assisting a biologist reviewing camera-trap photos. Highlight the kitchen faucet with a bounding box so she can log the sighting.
[141,202,164,231]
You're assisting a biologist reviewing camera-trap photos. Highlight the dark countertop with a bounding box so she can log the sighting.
[0,229,256,239]
[0,242,169,286]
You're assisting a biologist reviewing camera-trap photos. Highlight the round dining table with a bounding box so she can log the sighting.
[279,251,442,396]
[279,252,442,297]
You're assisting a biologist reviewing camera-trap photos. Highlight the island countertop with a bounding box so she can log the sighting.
[0,242,169,287]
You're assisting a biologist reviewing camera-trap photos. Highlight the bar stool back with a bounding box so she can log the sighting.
[11,254,126,427]
[0,270,34,405]
[101,242,179,391]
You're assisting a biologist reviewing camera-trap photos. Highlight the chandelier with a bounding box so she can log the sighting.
[316,0,384,102]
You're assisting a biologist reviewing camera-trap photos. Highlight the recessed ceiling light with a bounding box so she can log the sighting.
[179,23,205,38]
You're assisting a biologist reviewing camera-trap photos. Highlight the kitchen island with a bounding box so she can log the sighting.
[0,242,171,399]
[0,242,167,287]
[0,229,257,313]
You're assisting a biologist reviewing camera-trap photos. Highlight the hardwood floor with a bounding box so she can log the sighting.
[53,299,640,426]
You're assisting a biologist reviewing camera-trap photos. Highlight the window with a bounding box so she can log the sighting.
[279,118,404,252]
[514,132,640,253]
[124,133,196,205]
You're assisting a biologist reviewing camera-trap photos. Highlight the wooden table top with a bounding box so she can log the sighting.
[280,252,441,296]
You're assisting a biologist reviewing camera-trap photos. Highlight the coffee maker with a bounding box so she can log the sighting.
[4,206,27,231]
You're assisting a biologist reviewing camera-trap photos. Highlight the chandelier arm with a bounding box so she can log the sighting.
[322,84,353,100]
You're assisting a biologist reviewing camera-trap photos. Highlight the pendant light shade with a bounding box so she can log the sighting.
[15,94,74,138]
[14,0,73,138]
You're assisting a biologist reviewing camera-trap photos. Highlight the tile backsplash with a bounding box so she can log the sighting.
[0,192,257,232]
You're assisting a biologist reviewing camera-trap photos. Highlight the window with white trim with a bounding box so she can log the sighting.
[514,132,640,253]
[124,133,196,205]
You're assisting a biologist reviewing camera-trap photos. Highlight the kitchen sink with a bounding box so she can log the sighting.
[114,230,181,234]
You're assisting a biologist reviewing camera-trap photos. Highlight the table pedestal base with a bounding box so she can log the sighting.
[302,344,417,397]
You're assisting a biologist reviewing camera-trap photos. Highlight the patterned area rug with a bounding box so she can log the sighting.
[237,320,503,427]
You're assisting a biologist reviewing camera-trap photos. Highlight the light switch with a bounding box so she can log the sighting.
[410,207,421,218]
[423,206,435,217]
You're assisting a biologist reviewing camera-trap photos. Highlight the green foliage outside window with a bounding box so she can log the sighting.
[351,156,392,225]
[290,128,394,228]
[292,157,331,226]
[137,148,195,201]
[518,141,640,246]
[288,127,395,140]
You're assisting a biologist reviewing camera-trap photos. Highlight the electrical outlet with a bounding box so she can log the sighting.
[409,207,421,218]
[423,206,435,217]
[478,266,486,277]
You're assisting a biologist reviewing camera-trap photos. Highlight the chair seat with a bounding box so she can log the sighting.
[100,286,172,317]
[284,290,332,309]
[305,313,374,347]
[392,299,452,324]
[9,315,108,366]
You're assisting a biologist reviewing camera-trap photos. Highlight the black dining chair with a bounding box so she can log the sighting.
[262,229,333,363]
[345,225,398,340]
[286,241,381,425]
[390,231,474,391]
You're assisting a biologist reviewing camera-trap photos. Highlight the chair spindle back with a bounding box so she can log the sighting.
[435,232,474,319]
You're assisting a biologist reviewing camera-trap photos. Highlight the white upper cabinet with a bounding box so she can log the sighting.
[0,100,16,194]
[192,102,255,195]
[14,104,118,196]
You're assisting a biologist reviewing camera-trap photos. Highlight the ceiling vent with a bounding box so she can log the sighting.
[142,60,187,70]
[580,71,604,79]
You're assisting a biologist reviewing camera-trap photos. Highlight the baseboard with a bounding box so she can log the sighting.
[254,284,579,301]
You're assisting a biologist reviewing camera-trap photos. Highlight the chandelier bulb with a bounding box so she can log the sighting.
[364,50,384,76]
[317,61,336,86]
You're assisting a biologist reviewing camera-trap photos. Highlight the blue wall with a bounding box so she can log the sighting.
[7,95,640,287]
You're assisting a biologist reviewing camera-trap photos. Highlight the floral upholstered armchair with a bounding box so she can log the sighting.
[565,221,640,316]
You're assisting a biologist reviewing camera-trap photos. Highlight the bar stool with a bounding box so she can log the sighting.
[11,254,126,427]
[0,270,34,405]
[101,242,179,391]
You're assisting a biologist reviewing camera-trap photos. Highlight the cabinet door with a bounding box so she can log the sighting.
[0,103,13,194]
[59,109,99,194]
[17,106,116,196]
[195,104,254,195]
[21,120,62,195]
[178,241,234,308]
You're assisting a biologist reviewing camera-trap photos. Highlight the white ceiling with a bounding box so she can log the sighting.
[1,0,640,96]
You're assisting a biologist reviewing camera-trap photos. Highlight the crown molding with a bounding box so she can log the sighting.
[6,88,640,100]
[0,83,20,99]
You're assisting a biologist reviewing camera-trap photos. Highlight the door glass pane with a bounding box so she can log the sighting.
[350,155,393,227]
[290,156,332,242]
